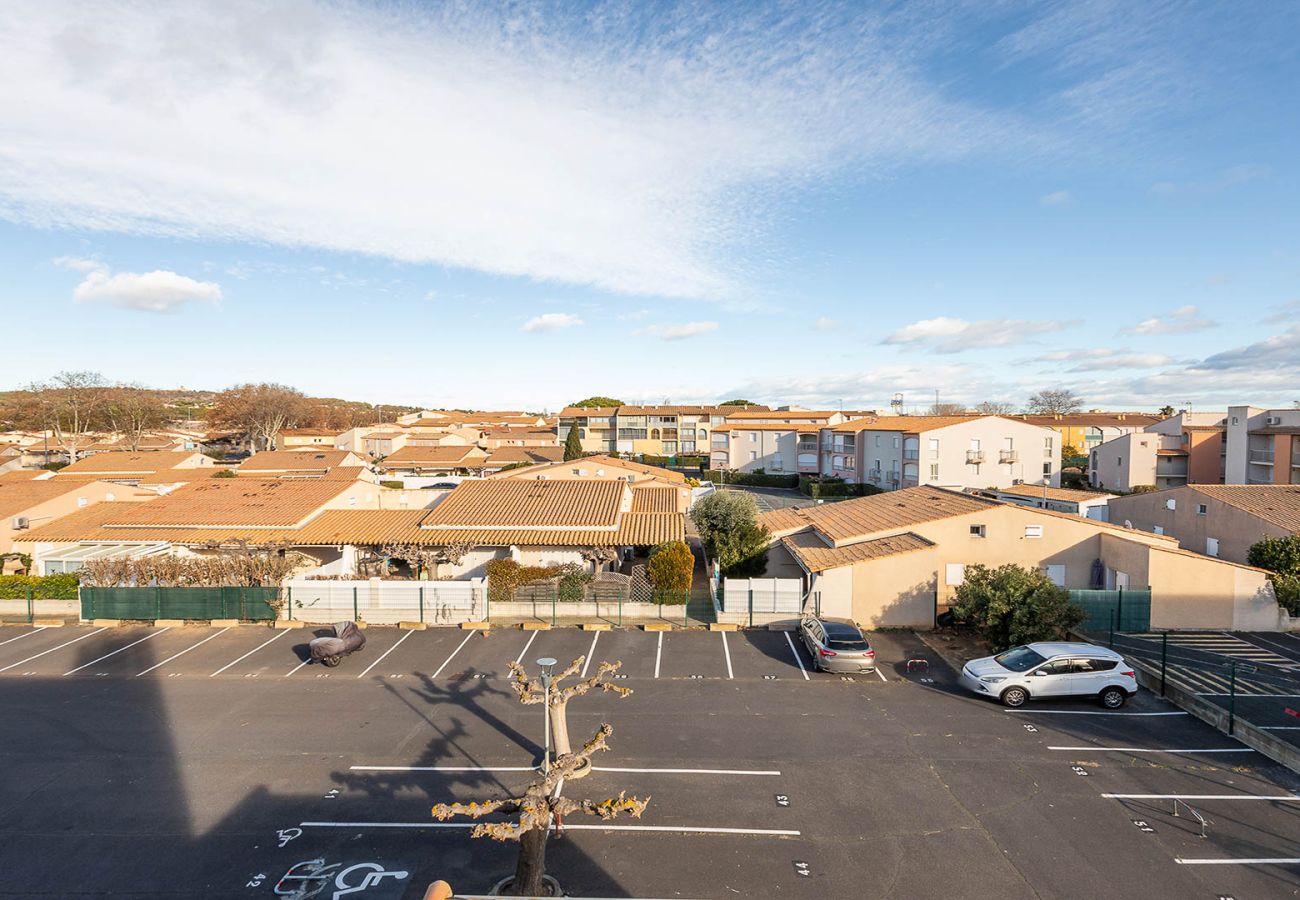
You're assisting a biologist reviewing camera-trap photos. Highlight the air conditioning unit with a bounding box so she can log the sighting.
[11,516,29,530]
[1266,416,1281,425]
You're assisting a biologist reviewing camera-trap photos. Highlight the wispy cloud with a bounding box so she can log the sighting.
[813,316,838,331]
[883,316,1071,354]
[521,312,583,333]
[637,321,719,341]
[72,267,222,313]
[1036,348,1175,372]
[1121,305,1215,335]
[52,255,104,272]
[1040,190,1072,205]
[1150,164,1270,196]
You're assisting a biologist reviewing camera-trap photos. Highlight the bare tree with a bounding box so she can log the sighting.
[1025,389,1083,415]
[580,546,618,573]
[507,656,631,776]
[209,383,305,450]
[974,401,1016,415]
[104,384,169,450]
[927,402,969,416]
[26,371,110,462]
[432,723,648,896]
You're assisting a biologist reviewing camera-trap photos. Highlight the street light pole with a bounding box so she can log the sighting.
[537,657,557,772]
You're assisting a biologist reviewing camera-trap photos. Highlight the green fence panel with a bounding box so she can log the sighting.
[1069,589,1151,634]
[80,586,280,621]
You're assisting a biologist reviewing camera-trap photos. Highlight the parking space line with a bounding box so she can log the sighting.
[593,766,781,776]
[1047,745,1253,754]
[654,631,662,679]
[1175,858,1300,866]
[721,632,733,680]
[1262,726,1300,730]
[0,627,47,647]
[1005,709,1188,716]
[64,628,170,675]
[782,631,809,680]
[0,627,107,673]
[136,627,231,676]
[1237,632,1300,663]
[209,628,290,676]
[299,820,801,837]
[430,631,476,679]
[580,632,600,678]
[875,665,887,682]
[1103,793,1300,800]
[514,630,539,664]
[351,765,537,772]
[356,630,414,679]
[285,657,311,677]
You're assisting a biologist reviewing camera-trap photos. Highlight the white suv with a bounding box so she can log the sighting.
[959,642,1138,709]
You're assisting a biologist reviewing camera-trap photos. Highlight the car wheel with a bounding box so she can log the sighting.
[322,655,341,668]
[1099,687,1127,709]
[1000,686,1028,708]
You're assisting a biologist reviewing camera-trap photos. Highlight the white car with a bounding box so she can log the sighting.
[959,642,1138,709]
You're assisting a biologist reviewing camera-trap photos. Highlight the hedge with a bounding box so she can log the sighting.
[640,454,708,469]
[699,470,799,489]
[379,480,404,489]
[484,559,592,604]
[0,574,79,600]
[798,476,884,499]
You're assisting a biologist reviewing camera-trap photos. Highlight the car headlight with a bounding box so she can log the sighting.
[980,675,1006,684]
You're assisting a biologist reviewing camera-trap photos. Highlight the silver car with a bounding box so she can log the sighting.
[798,616,876,673]
[959,642,1137,709]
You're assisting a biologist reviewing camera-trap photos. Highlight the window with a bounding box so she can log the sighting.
[1043,462,1052,477]
[1003,437,1014,450]
[1165,499,1176,510]
[844,457,855,470]
[969,524,986,538]
[749,451,758,461]
[929,464,939,479]
[1045,565,1066,586]
[1117,456,1123,466]
[1044,436,1054,454]
[874,435,881,447]
[928,438,939,459]
[1153,525,1164,535]
[77,497,88,507]
[1196,504,1207,516]
[749,432,757,443]
[893,436,900,449]
[1024,524,1043,539]
[1085,658,1119,672]
[572,468,581,476]
[945,563,966,585]
[1206,537,1219,557]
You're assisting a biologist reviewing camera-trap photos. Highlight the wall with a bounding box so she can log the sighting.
[283,577,486,625]
[1090,433,1157,492]
[1187,430,1225,484]
[1,481,146,554]
[1106,487,1290,565]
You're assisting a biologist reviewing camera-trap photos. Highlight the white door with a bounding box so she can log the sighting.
[1030,658,1073,696]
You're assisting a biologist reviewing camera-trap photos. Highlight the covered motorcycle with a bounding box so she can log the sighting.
[309,621,366,667]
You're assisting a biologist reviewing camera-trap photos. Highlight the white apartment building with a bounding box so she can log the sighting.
[1224,405,1300,486]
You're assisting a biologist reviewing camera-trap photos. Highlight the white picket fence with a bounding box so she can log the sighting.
[283,577,486,625]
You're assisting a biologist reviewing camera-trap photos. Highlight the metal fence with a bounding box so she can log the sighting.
[284,579,485,626]
[80,587,281,621]
[1069,588,1151,634]
[502,582,692,626]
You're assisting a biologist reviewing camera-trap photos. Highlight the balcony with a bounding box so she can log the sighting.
[796,442,818,454]
[999,450,1018,464]
[1249,450,1275,465]
[965,450,985,464]
[903,449,919,461]
[887,473,900,486]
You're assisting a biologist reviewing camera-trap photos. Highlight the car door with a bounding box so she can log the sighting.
[1029,658,1073,696]
[804,620,824,658]
[1070,658,1116,696]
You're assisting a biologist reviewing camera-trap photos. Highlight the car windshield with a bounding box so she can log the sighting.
[828,638,871,651]
[993,646,1047,672]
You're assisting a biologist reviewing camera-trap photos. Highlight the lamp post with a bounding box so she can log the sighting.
[537,657,557,772]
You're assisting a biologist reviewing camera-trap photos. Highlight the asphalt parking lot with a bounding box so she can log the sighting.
[1,623,1299,899]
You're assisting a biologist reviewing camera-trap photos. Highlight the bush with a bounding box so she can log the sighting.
[41,462,67,471]
[212,468,237,478]
[648,541,694,593]
[798,476,884,499]
[484,558,592,604]
[640,454,707,469]
[690,491,769,578]
[1248,535,1300,615]
[1128,485,1158,494]
[0,574,79,599]
[698,470,798,489]
[952,564,1085,652]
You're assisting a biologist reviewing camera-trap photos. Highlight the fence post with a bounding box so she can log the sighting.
[617,590,623,628]
[748,588,753,629]
[552,588,557,627]
[1116,587,1124,633]
[157,586,163,620]
[485,584,490,623]
[353,586,359,622]
[26,587,33,624]
[1227,660,1237,736]
[287,586,293,621]
[1160,632,1168,697]
[1108,608,1115,650]
[419,586,425,624]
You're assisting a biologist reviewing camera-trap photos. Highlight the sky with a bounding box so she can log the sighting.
[1,0,1298,413]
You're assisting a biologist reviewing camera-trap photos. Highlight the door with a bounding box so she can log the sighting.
[1029,658,1073,696]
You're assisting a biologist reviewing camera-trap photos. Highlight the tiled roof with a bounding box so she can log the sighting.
[713,423,813,433]
[421,479,624,529]
[239,450,354,472]
[759,506,812,537]
[782,530,933,573]
[758,487,999,546]
[1011,413,1165,428]
[381,445,488,466]
[724,409,833,420]
[490,454,687,485]
[1187,485,1300,532]
[630,486,679,513]
[60,450,202,475]
[995,484,1115,503]
[279,428,341,437]
[95,479,360,528]
[831,415,1009,434]
[559,407,621,418]
[483,447,566,467]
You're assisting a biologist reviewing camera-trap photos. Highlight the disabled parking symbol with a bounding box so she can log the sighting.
[332,863,409,898]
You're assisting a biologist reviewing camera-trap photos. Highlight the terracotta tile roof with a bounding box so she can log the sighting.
[279,428,341,437]
[94,479,361,528]
[1186,485,1300,532]
[559,407,620,417]
[831,415,1004,434]
[713,423,812,433]
[421,479,625,529]
[759,506,813,537]
[782,530,933,573]
[723,409,833,420]
[994,484,1116,503]
[381,445,488,467]
[362,431,406,440]
[1010,413,1165,428]
[759,487,998,546]
[619,405,761,416]
[0,470,48,482]
[60,450,204,475]
[630,486,679,513]
[0,480,114,519]
[489,454,687,485]
[239,450,355,472]
[484,447,566,467]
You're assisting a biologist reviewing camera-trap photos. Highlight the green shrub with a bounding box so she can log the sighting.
[0,574,80,600]
[1248,535,1300,615]
[698,470,798,489]
[648,541,694,593]
[212,468,237,478]
[1128,485,1158,494]
[380,480,404,489]
[798,476,884,499]
[485,558,592,604]
[690,491,769,578]
[952,564,1085,652]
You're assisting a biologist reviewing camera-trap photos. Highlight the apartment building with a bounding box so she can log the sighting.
[1107,485,1299,565]
[1225,405,1300,485]
[277,428,340,448]
[1009,413,1162,453]
[1089,412,1227,492]
[558,405,769,456]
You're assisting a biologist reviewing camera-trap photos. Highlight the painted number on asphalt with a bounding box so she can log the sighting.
[245,874,266,889]
[763,674,778,680]
[919,677,934,683]
[1023,724,1038,733]
[775,794,790,807]
[793,861,811,877]
[1132,819,1155,833]
[1071,766,1090,776]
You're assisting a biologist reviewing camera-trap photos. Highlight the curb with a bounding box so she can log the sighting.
[581,622,612,631]
[273,620,298,630]
[91,619,126,627]
[209,619,240,628]
[766,622,796,632]
[153,619,187,628]
[398,621,427,631]
[460,621,491,631]
[709,622,738,632]
[521,621,551,631]
[641,622,672,632]
[32,618,66,628]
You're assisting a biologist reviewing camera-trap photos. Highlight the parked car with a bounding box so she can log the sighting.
[959,642,1137,709]
[798,616,876,673]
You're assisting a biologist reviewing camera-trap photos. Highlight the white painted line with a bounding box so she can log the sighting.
[1005,709,1188,716]
[514,630,539,664]
[351,765,538,772]
[300,820,800,837]
[581,631,599,678]
[654,631,662,679]
[782,631,809,681]
[1175,858,1300,866]
[356,629,414,679]
[1048,746,1253,754]
[721,631,733,680]
[64,628,170,675]
[0,627,107,673]
[875,665,887,682]
[136,627,231,676]
[1198,693,1300,698]
[210,628,290,676]
[431,630,477,679]
[286,657,311,677]
[0,627,47,647]
[1262,726,1300,730]
[593,766,781,776]
[1103,793,1300,801]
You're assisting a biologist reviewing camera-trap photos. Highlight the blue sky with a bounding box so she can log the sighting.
[1,0,1297,412]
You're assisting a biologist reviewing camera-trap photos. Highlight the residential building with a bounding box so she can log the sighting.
[759,487,1285,631]
[58,450,214,485]
[1089,412,1227,492]
[379,444,490,477]
[710,424,802,474]
[1107,485,1300,565]
[479,428,559,450]
[976,484,1115,520]
[481,446,566,473]
[1007,413,1163,453]
[236,449,372,480]
[558,404,772,457]
[359,430,409,458]
[0,477,150,556]
[1224,405,1300,485]
[490,453,692,511]
[277,428,341,448]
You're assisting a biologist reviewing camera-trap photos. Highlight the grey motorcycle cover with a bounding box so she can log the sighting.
[309,621,366,660]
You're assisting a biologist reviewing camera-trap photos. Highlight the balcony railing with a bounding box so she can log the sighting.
[1249,450,1275,464]
[887,473,900,485]
[903,449,919,460]
[965,451,985,464]
[796,443,818,454]
[999,450,1018,464]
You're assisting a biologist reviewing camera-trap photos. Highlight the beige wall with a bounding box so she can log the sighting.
[1090,433,1157,492]
[1106,487,1290,565]
[2,481,149,554]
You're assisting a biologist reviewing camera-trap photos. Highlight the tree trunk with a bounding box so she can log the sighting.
[550,701,572,756]
[511,824,548,896]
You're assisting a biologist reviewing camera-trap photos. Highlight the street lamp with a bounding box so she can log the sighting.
[536,657,557,772]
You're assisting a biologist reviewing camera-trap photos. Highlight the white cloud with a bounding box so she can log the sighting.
[1040,190,1072,205]
[52,255,105,272]
[637,321,719,341]
[521,312,583,333]
[72,268,221,313]
[1150,164,1270,196]
[813,316,838,331]
[1036,348,1174,372]
[882,316,1070,353]
[1121,304,1215,335]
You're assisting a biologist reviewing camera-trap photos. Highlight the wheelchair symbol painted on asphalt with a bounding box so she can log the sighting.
[273,859,410,899]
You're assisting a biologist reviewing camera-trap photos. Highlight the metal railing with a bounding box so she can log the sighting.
[1172,798,1209,838]
[1249,450,1275,464]
[999,450,1018,463]
[965,451,985,463]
